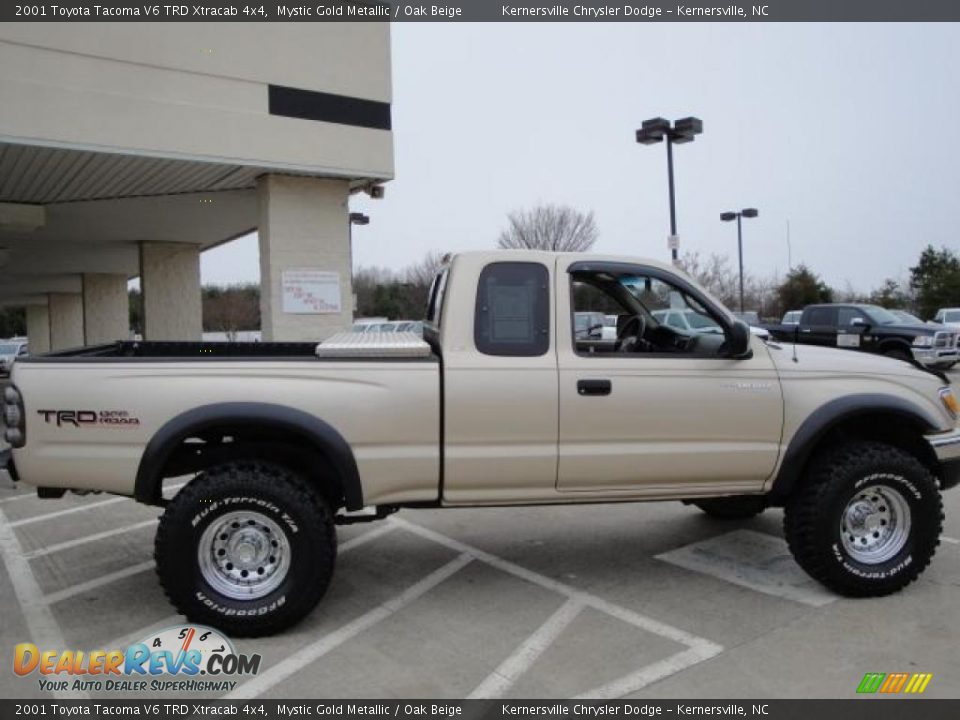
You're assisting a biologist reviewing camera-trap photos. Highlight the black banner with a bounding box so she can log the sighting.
[2,701,960,720]
[4,0,960,22]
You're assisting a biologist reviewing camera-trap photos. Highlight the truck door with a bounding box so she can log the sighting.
[556,258,783,494]
[440,256,560,503]
[798,306,838,347]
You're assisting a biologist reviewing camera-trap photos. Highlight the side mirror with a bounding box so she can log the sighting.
[727,320,752,358]
[850,317,871,332]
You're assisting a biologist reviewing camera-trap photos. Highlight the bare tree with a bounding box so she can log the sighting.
[497,204,598,252]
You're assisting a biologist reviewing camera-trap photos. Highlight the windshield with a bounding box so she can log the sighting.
[945,311,960,322]
[862,305,900,325]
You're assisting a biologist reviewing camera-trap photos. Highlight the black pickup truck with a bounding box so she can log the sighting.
[764,303,958,369]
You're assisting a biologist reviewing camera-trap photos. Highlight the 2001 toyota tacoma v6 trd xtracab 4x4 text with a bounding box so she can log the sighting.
[3,251,960,635]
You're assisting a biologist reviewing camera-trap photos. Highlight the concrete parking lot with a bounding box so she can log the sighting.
[2,369,959,700]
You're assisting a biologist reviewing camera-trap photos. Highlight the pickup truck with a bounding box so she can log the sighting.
[764,303,958,370]
[3,251,960,636]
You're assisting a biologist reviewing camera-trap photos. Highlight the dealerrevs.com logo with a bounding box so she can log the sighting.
[13,625,260,693]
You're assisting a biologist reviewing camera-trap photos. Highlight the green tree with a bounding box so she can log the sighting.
[777,264,833,311]
[868,278,911,309]
[909,245,960,319]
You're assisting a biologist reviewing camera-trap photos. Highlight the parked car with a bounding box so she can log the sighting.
[781,310,802,325]
[0,338,28,376]
[933,308,960,331]
[574,311,607,340]
[4,251,959,636]
[764,304,958,369]
[733,311,761,325]
[652,309,723,334]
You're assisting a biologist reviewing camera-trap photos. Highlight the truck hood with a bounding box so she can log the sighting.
[764,340,927,378]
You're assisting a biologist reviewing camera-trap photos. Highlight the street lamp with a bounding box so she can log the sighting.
[720,207,759,313]
[636,116,703,264]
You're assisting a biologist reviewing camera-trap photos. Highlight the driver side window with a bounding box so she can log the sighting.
[570,268,728,357]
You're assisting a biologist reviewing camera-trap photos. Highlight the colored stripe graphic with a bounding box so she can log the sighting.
[857,673,885,693]
[858,672,932,694]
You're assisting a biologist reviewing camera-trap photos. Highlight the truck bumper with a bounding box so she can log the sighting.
[912,347,959,367]
[928,428,960,490]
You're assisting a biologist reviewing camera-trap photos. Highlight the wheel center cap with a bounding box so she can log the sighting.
[234,542,256,564]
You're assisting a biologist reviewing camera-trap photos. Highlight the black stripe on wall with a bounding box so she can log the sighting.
[268,85,391,131]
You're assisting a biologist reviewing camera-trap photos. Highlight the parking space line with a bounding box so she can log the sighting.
[0,505,87,700]
[9,496,129,527]
[943,536,959,545]
[24,519,158,559]
[44,560,156,605]
[468,598,583,699]
[392,517,723,652]
[0,492,35,505]
[9,481,186,528]
[575,645,720,699]
[225,552,473,700]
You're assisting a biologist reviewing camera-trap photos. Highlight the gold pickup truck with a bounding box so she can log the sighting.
[3,251,959,636]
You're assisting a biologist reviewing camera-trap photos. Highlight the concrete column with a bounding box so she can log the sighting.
[25,305,51,354]
[48,293,84,350]
[82,273,129,344]
[258,175,353,342]
[140,242,202,341]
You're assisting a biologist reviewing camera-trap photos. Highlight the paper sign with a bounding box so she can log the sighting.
[281,269,341,314]
[837,333,861,348]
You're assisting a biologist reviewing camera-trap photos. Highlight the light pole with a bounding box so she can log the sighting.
[720,208,758,313]
[636,116,703,264]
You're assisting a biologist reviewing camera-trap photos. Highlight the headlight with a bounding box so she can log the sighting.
[941,388,959,418]
[913,335,934,347]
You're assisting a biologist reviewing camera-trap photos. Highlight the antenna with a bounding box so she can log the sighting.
[786,219,792,271]
[792,324,799,363]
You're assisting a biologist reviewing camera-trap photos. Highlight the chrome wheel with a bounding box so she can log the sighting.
[198,511,291,600]
[840,483,911,565]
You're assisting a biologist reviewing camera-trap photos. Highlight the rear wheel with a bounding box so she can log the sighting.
[691,496,766,520]
[784,442,942,597]
[155,461,336,637]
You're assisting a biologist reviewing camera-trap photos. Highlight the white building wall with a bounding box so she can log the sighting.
[48,293,83,350]
[83,273,129,344]
[140,242,202,341]
[258,175,353,342]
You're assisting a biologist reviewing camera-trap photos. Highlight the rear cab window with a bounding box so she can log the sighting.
[474,262,550,357]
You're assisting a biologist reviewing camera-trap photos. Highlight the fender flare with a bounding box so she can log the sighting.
[767,394,941,502]
[134,402,363,510]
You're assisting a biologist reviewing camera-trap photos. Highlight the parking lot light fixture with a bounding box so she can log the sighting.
[635,116,703,264]
[720,208,759,313]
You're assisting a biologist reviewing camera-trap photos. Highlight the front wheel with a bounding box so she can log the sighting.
[155,461,336,637]
[784,442,942,597]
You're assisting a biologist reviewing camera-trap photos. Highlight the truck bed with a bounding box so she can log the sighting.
[20,334,436,362]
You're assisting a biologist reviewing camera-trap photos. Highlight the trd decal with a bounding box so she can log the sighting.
[37,410,141,428]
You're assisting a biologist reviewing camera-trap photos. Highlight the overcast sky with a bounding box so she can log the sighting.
[202,22,960,293]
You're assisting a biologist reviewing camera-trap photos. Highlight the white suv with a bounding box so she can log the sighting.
[933,308,960,331]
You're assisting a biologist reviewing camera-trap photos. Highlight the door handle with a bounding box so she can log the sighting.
[577,379,612,396]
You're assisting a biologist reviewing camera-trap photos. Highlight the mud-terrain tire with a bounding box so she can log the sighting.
[692,496,766,520]
[784,441,942,597]
[155,461,336,637]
